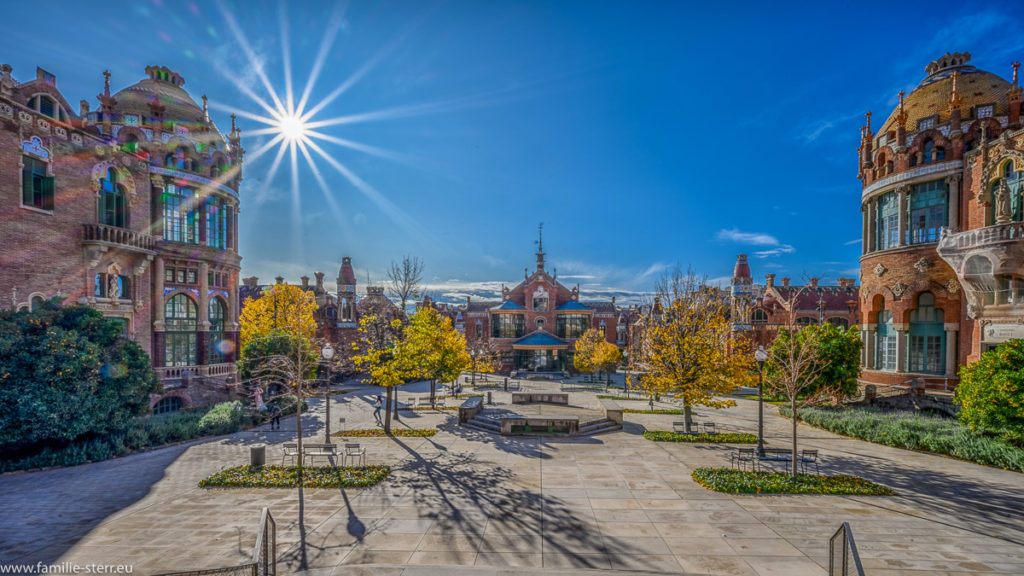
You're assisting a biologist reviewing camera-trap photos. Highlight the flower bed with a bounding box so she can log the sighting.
[595,394,648,401]
[199,464,390,488]
[692,467,893,495]
[644,431,757,443]
[402,406,459,411]
[623,409,686,415]
[336,428,437,437]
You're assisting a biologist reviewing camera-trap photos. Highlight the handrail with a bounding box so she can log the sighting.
[829,522,865,576]
[154,508,275,576]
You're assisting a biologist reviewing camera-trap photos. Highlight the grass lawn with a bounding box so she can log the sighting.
[199,465,390,488]
[644,431,757,443]
[693,467,893,495]
[335,428,438,437]
[780,406,1024,473]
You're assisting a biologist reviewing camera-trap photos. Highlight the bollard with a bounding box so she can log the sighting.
[504,378,508,392]
[250,444,266,466]
[487,391,493,405]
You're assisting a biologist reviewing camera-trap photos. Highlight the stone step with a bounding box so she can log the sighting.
[464,419,500,433]
[293,564,701,576]
[579,419,621,435]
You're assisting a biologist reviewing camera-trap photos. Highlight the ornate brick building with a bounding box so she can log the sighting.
[435,236,633,375]
[728,254,859,348]
[0,63,244,411]
[858,51,1024,390]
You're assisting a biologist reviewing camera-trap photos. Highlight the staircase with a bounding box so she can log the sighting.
[464,414,502,434]
[579,418,621,435]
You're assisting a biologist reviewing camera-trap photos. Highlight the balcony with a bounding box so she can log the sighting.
[82,223,157,254]
[156,363,237,383]
[937,223,1024,319]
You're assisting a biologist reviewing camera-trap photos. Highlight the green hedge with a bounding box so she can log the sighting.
[643,430,757,443]
[781,405,1024,473]
[1,401,261,472]
[200,464,390,488]
[693,467,893,495]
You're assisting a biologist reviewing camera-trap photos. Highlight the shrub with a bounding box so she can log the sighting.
[692,467,893,495]
[338,428,437,437]
[643,431,757,443]
[780,405,1024,472]
[0,302,159,455]
[623,408,687,415]
[956,339,1024,445]
[197,401,245,435]
[765,323,862,397]
[199,464,391,488]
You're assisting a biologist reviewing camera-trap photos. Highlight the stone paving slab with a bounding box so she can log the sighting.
[1,379,1023,575]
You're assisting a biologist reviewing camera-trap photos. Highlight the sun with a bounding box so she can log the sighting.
[276,112,307,143]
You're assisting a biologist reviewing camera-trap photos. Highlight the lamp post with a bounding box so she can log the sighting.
[754,345,768,457]
[470,347,477,388]
[321,342,335,442]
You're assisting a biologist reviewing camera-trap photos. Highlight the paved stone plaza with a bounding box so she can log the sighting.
[1,378,1023,575]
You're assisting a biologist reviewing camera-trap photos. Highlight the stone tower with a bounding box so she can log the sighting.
[731,254,753,331]
[337,256,357,327]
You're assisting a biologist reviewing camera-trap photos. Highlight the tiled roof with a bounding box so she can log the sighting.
[768,286,858,311]
[554,300,591,311]
[512,332,568,347]
[490,300,526,311]
[877,68,1011,140]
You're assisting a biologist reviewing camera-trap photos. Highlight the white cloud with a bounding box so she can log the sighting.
[716,228,780,246]
[844,238,862,246]
[753,245,796,258]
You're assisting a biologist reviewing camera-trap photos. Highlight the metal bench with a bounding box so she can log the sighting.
[303,443,338,465]
[672,421,687,433]
[702,422,717,435]
[344,443,366,466]
[281,442,300,466]
[731,448,757,471]
[799,449,819,474]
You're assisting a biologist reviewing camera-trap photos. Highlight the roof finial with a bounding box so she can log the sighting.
[535,222,545,271]
[202,94,209,122]
[949,71,963,113]
[865,111,872,133]
[895,92,908,129]
[102,70,111,97]
[230,113,237,133]
[1013,62,1020,87]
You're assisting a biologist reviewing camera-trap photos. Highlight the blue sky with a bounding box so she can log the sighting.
[5,1,1024,303]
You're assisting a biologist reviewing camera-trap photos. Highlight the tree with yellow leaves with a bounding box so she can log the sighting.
[573,328,604,377]
[405,307,471,407]
[592,340,623,384]
[351,313,409,433]
[635,268,754,433]
[467,338,498,387]
[240,283,318,350]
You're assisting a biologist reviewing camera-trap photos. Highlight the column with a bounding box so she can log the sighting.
[946,175,961,232]
[152,256,166,367]
[894,324,908,373]
[867,198,877,252]
[861,203,869,255]
[198,261,210,366]
[896,186,909,247]
[150,176,165,239]
[944,323,959,377]
[862,324,876,369]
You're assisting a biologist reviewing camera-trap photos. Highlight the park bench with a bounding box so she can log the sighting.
[344,443,366,466]
[798,449,819,474]
[303,443,338,465]
[731,448,757,471]
[702,422,718,435]
[281,442,300,466]
[672,421,701,434]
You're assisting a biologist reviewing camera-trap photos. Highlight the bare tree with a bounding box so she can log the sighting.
[764,287,840,478]
[386,255,424,316]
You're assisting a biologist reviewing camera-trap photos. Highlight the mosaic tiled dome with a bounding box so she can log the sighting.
[112,66,206,126]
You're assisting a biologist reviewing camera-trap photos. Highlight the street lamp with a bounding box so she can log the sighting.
[321,342,335,442]
[470,347,477,389]
[754,345,768,457]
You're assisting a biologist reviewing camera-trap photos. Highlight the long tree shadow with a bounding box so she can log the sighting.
[384,437,660,569]
[823,452,1024,546]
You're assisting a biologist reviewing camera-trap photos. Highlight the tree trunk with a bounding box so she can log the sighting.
[384,387,392,434]
[791,398,798,479]
[683,401,693,434]
[393,389,400,421]
[430,379,436,407]
[295,391,303,468]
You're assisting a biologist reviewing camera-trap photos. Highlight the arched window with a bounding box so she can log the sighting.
[795,317,817,326]
[208,298,226,364]
[30,295,45,311]
[751,309,768,325]
[99,169,127,228]
[908,180,947,244]
[153,396,184,415]
[169,147,187,170]
[923,139,934,163]
[965,255,996,306]
[993,161,1024,224]
[165,294,197,366]
[875,306,896,370]
[827,317,850,329]
[908,292,944,374]
[935,146,946,161]
[537,317,546,331]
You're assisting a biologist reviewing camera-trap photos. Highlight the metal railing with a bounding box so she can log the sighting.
[155,507,275,576]
[829,522,865,576]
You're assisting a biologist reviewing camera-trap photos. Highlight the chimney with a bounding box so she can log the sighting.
[314,272,325,290]
[466,295,471,306]
[243,276,259,290]
[275,276,284,285]
[809,277,819,288]
[837,277,855,288]
[765,273,776,288]
[781,277,791,288]
[611,296,616,306]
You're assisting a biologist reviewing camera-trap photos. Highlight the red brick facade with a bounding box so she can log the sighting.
[0,63,244,410]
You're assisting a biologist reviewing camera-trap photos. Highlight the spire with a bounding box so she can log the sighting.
[895,91,908,129]
[534,222,545,271]
[1014,62,1021,88]
[102,70,111,97]
[948,71,963,114]
[231,113,237,133]
[1010,62,1023,127]
[202,94,209,122]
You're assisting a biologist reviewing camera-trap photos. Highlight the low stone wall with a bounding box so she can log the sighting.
[598,398,623,426]
[458,396,484,425]
[500,417,579,436]
[511,392,569,405]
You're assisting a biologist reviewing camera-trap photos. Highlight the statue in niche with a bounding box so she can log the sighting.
[108,274,121,299]
[996,179,1011,224]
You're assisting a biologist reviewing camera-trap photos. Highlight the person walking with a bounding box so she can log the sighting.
[270,402,281,431]
[372,395,384,425]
